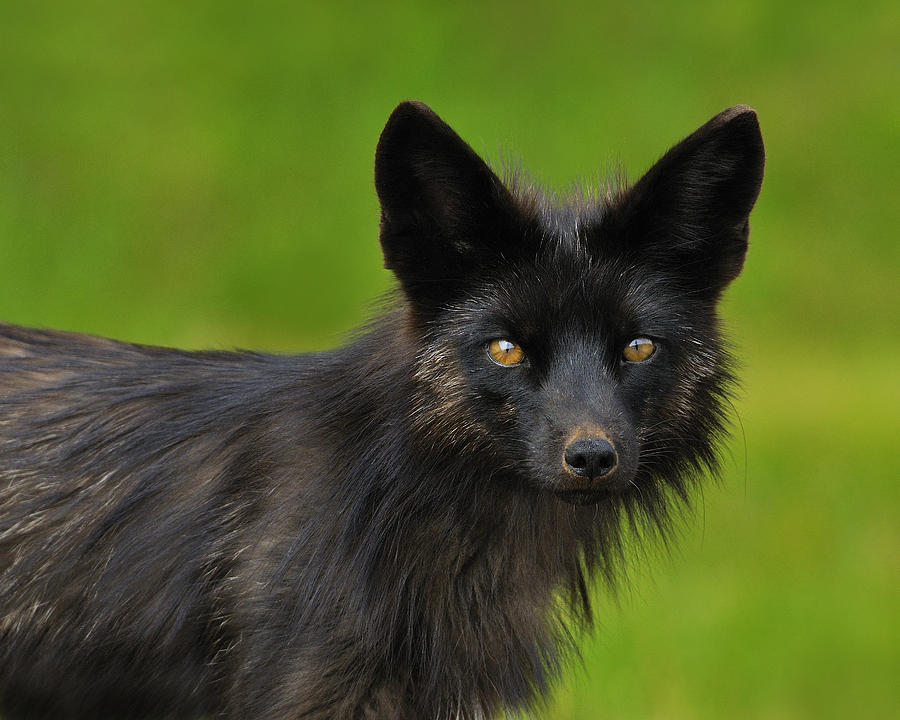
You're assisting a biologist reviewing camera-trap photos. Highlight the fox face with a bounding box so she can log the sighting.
[375,102,764,507]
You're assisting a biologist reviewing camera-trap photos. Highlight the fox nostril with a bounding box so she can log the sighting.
[564,437,618,479]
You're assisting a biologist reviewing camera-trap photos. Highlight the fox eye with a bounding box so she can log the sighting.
[487,338,525,367]
[623,337,655,363]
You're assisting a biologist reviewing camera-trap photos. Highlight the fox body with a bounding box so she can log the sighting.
[0,103,764,719]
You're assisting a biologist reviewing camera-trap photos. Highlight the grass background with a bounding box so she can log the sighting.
[1,1,897,718]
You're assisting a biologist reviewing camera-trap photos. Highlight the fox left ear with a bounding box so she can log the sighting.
[609,106,765,295]
[374,101,524,307]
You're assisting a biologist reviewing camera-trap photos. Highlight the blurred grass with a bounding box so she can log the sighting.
[0,1,897,718]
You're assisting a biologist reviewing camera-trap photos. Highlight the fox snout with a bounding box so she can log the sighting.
[563,435,618,481]
[549,425,632,504]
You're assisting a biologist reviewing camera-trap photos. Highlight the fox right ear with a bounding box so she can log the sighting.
[374,102,522,307]
[608,106,765,296]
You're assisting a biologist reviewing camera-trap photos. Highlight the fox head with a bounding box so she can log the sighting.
[374,101,764,507]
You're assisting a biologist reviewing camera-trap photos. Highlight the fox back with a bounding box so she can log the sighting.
[0,102,764,719]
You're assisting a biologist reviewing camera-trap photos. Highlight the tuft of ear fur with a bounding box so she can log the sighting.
[607,106,765,295]
[374,101,527,308]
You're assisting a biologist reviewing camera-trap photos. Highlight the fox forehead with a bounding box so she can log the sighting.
[440,239,687,341]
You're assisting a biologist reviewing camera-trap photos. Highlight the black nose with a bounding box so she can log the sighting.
[564,437,618,480]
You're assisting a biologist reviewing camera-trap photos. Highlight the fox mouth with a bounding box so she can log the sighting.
[553,488,610,505]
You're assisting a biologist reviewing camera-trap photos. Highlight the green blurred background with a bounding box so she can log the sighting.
[1,1,897,718]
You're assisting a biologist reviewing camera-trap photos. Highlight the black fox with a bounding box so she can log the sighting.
[0,102,764,719]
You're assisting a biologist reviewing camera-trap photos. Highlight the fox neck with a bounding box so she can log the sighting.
[307,310,605,714]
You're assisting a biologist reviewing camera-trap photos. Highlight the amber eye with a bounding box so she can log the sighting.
[623,337,655,363]
[487,338,525,366]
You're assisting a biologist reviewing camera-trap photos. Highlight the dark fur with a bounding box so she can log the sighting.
[0,102,764,719]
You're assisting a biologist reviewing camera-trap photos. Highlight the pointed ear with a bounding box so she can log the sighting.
[374,101,522,306]
[609,106,765,295]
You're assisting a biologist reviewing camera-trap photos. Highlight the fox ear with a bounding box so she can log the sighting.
[610,106,765,295]
[374,101,521,306]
